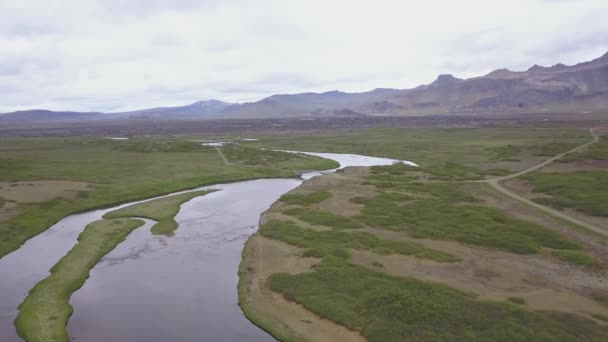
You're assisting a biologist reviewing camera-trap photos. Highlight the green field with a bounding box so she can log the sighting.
[246,127,590,165]
[357,164,583,255]
[241,128,607,341]
[504,130,608,231]
[279,190,333,205]
[260,220,459,262]
[104,190,216,235]
[282,207,364,229]
[523,171,608,217]
[562,135,608,161]
[223,145,339,169]
[15,218,144,342]
[0,137,337,259]
[3,125,606,342]
[550,249,604,269]
[269,259,608,342]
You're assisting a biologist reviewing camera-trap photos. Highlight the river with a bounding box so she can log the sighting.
[0,151,414,342]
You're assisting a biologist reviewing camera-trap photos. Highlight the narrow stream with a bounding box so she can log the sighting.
[0,152,415,342]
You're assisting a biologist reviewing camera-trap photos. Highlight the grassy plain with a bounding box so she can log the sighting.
[282,207,363,229]
[246,127,590,165]
[359,164,583,254]
[562,135,608,161]
[104,190,215,235]
[15,218,144,342]
[521,131,608,216]
[0,137,337,259]
[523,171,608,216]
[223,145,339,169]
[279,190,333,205]
[240,124,608,341]
[4,124,607,341]
[260,220,459,262]
[269,259,607,342]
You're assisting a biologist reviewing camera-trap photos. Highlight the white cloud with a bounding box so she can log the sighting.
[0,0,607,112]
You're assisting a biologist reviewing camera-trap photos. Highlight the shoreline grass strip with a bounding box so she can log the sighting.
[15,218,144,342]
[103,190,215,235]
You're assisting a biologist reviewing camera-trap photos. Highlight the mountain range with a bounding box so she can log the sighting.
[2,52,607,124]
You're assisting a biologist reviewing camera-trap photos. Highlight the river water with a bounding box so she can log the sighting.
[0,152,414,342]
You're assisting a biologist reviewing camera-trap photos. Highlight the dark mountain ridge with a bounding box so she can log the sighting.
[2,52,607,123]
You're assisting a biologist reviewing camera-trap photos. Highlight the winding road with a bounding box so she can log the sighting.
[482,128,606,237]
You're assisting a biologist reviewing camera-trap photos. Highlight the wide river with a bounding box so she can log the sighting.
[0,152,415,342]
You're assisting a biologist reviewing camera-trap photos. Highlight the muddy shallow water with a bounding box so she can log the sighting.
[0,152,414,342]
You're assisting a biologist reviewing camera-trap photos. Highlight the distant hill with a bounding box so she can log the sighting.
[0,100,234,124]
[217,88,401,118]
[358,52,608,115]
[117,100,233,119]
[2,52,607,123]
[0,110,106,124]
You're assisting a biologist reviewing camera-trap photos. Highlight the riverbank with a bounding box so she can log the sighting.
[239,165,608,341]
[0,138,338,260]
[15,219,145,342]
[103,190,217,235]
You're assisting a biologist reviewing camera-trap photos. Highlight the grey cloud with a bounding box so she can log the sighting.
[1,0,607,112]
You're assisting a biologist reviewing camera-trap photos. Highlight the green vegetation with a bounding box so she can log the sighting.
[532,142,580,157]
[149,220,178,235]
[370,161,485,181]
[357,164,581,255]
[279,190,332,205]
[551,249,604,269]
[591,313,608,322]
[240,127,607,341]
[479,168,512,176]
[223,145,339,169]
[104,190,212,221]
[0,137,336,259]
[269,259,608,342]
[282,207,363,229]
[486,144,522,161]
[259,220,459,262]
[563,135,608,161]
[248,127,589,165]
[15,218,144,342]
[508,297,527,305]
[523,171,608,216]
[416,162,484,181]
[111,139,211,153]
[591,290,608,306]
[104,190,215,236]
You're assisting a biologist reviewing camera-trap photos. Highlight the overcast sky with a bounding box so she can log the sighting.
[1,0,607,112]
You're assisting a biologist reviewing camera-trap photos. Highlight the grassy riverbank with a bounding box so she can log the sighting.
[104,190,216,235]
[0,137,337,259]
[240,155,608,341]
[15,218,145,342]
